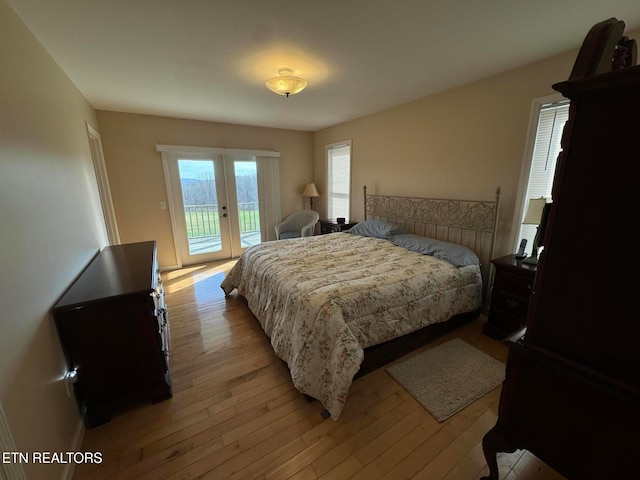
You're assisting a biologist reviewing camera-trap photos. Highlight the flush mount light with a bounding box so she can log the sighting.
[265,68,308,97]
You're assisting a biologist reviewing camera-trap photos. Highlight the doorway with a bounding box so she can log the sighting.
[158,145,281,268]
[163,151,262,265]
[86,123,120,245]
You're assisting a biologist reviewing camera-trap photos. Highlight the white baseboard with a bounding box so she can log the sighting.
[60,418,85,480]
[159,264,180,272]
[0,402,26,480]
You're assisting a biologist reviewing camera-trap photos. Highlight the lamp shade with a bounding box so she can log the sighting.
[523,197,547,225]
[302,182,320,197]
[265,69,308,97]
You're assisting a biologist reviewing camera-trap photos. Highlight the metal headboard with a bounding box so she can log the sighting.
[364,186,501,299]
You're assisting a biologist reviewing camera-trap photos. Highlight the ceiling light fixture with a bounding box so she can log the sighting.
[265,68,308,97]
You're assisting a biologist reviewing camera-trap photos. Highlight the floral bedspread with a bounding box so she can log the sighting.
[220,233,482,419]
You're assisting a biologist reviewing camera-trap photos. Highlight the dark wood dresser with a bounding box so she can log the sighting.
[482,19,640,479]
[53,241,172,427]
[484,255,537,340]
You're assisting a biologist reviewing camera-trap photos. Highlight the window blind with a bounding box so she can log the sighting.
[518,102,570,249]
[327,143,351,220]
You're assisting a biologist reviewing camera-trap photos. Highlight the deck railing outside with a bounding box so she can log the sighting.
[184,203,259,238]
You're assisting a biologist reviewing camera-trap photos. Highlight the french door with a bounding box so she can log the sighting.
[164,152,262,265]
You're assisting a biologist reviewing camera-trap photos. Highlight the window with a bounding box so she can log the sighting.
[515,100,569,251]
[326,141,352,220]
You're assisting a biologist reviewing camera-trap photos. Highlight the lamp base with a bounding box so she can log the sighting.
[522,255,539,266]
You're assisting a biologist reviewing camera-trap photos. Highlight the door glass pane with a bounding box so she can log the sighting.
[178,159,221,255]
[234,161,261,248]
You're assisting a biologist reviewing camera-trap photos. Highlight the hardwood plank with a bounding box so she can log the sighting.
[311,396,419,476]
[411,407,500,480]
[72,260,566,480]
[350,415,439,480]
[379,424,454,480]
[511,451,568,480]
[264,389,407,480]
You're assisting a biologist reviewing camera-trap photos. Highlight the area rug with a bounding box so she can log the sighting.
[386,338,505,422]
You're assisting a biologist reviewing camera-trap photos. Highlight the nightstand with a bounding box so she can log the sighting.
[319,219,358,234]
[483,254,537,340]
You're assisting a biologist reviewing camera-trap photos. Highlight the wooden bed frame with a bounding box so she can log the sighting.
[355,186,501,378]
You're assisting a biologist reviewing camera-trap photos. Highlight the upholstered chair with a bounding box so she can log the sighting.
[275,210,319,239]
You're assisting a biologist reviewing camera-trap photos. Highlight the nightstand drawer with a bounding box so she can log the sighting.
[493,270,533,298]
[484,254,537,340]
[491,290,530,318]
[486,308,525,337]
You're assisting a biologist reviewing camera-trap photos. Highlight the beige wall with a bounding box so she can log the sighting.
[312,39,640,257]
[96,111,314,267]
[0,1,107,479]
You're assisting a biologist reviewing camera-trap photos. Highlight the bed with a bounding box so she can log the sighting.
[221,186,500,419]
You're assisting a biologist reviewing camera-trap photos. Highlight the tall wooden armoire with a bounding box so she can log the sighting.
[481,18,640,480]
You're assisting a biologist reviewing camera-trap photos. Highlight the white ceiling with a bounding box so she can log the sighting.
[7,0,640,132]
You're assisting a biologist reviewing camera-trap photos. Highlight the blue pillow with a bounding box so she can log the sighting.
[389,234,479,267]
[344,220,404,239]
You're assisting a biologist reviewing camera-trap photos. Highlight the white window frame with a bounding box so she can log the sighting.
[512,94,569,252]
[326,140,352,220]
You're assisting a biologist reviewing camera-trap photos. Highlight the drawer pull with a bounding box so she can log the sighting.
[506,298,520,309]
[159,327,168,352]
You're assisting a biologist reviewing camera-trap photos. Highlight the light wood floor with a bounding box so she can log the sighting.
[74,260,565,480]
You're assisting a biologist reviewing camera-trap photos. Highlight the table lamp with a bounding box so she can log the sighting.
[302,182,320,209]
[522,197,547,265]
